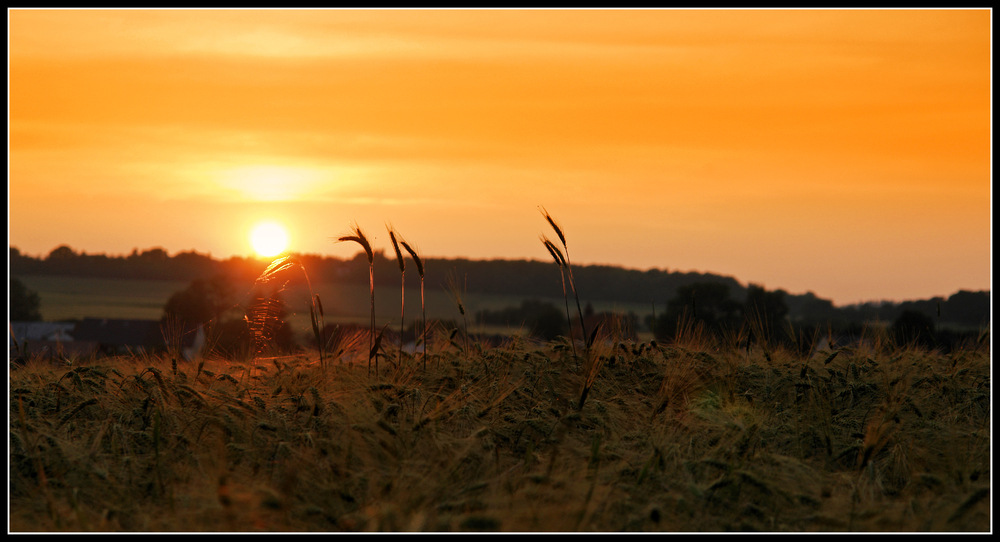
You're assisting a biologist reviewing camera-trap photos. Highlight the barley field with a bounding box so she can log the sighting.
[8,331,990,533]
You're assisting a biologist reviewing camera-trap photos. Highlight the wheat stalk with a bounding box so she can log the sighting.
[387,224,406,368]
[540,206,603,410]
[446,271,471,366]
[539,207,588,347]
[337,223,377,377]
[541,235,578,365]
[400,239,427,370]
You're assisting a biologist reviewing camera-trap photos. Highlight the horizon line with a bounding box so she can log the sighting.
[9,242,990,308]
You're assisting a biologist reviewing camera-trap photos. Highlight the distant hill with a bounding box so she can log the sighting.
[9,245,990,330]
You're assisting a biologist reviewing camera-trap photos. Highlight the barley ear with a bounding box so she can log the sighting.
[337,223,374,263]
[539,206,566,248]
[541,236,566,268]
[401,241,424,278]
[387,224,405,273]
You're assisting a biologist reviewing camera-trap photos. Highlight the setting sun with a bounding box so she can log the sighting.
[250,221,290,257]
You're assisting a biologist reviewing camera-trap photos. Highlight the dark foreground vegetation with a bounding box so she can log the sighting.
[9,327,990,533]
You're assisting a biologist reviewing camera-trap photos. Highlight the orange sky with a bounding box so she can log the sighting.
[7,8,992,305]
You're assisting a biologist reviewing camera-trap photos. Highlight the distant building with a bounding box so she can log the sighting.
[9,321,98,360]
[10,318,205,362]
[10,321,75,342]
[72,318,165,356]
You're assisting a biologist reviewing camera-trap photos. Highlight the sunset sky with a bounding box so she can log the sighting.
[7,8,992,306]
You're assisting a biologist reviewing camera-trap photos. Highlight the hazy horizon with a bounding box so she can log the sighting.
[8,8,991,308]
[8,239,990,309]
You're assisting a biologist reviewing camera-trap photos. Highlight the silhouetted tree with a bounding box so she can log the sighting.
[9,248,42,275]
[892,309,936,349]
[524,301,567,341]
[942,290,991,328]
[744,284,790,347]
[44,245,79,275]
[655,281,741,342]
[162,275,239,330]
[9,278,42,321]
[46,245,77,261]
[476,299,567,341]
[162,276,297,357]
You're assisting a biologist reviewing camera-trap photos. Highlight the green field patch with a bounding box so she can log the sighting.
[17,275,190,321]
[17,274,651,339]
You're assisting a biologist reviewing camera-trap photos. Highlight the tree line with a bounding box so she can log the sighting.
[10,245,990,334]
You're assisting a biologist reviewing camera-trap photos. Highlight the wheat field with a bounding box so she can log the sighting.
[8,330,991,533]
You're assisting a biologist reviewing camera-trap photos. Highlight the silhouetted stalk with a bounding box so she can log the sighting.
[540,207,588,350]
[542,235,578,365]
[387,224,406,367]
[577,320,605,411]
[401,240,426,370]
[337,224,376,377]
[541,206,602,411]
[311,294,325,369]
[447,273,471,367]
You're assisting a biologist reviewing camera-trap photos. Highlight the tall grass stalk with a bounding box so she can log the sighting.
[401,240,426,370]
[540,207,588,347]
[447,272,471,366]
[337,223,376,377]
[387,224,406,367]
[540,206,600,411]
[541,235,578,365]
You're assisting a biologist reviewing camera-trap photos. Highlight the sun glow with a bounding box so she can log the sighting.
[221,165,324,202]
[250,221,290,257]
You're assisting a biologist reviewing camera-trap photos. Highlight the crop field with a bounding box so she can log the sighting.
[8,330,991,533]
[16,276,191,322]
